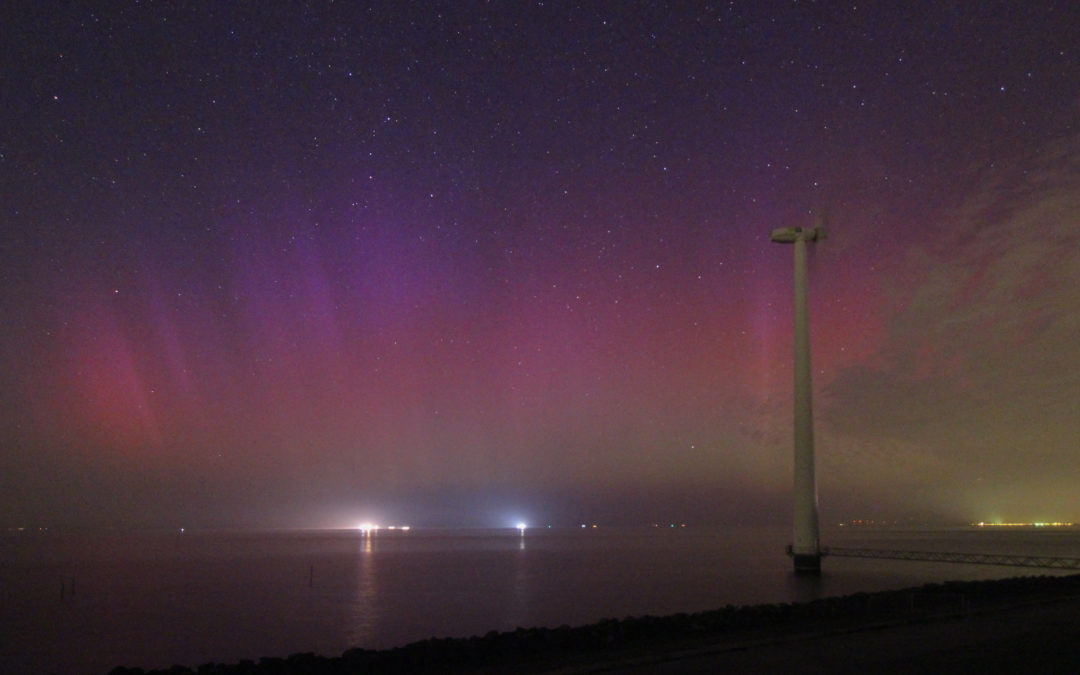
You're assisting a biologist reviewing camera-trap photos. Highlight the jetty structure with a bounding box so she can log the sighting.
[772,221,826,575]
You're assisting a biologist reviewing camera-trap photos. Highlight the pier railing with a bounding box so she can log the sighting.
[826,547,1080,570]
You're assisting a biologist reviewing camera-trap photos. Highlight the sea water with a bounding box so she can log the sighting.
[2,525,1078,674]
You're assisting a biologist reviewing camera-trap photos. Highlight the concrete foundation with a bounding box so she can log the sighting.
[792,552,822,576]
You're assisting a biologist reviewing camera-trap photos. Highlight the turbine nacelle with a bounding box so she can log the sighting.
[770,226,826,244]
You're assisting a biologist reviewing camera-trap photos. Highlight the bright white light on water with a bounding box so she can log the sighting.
[358,522,379,534]
[516,522,527,533]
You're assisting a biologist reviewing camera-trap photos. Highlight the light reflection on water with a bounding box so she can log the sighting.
[3,525,1079,674]
[511,537,529,626]
[347,531,379,647]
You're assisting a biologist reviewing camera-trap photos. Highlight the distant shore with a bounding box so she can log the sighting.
[105,573,1080,674]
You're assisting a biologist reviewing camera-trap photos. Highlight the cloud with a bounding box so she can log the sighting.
[821,135,1080,519]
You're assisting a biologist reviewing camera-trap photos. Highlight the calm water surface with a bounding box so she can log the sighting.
[2,525,1078,674]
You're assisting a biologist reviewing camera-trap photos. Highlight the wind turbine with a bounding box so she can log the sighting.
[771,214,827,575]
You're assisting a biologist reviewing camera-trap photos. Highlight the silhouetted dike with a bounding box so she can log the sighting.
[105,574,1080,674]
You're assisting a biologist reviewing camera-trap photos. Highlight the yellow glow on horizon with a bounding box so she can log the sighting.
[974,521,1074,527]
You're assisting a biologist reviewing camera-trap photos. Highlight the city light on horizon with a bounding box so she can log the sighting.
[975,522,1076,528]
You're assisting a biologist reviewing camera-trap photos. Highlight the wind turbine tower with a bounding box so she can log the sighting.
[771,221,826,575]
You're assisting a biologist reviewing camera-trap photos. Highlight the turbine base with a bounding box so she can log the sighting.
[792,552,822,575]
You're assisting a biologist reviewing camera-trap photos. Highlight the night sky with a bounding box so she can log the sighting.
[3,1,1078,530]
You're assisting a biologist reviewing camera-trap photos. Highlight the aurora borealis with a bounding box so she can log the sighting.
[2,1,1077,529]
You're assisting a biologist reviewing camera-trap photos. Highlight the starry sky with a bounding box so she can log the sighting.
[2,1,1078,530]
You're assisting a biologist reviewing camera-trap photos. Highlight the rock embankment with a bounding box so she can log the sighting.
[106,574,1080,674]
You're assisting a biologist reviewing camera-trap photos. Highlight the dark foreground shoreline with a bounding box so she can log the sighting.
[106,573,1080,674]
